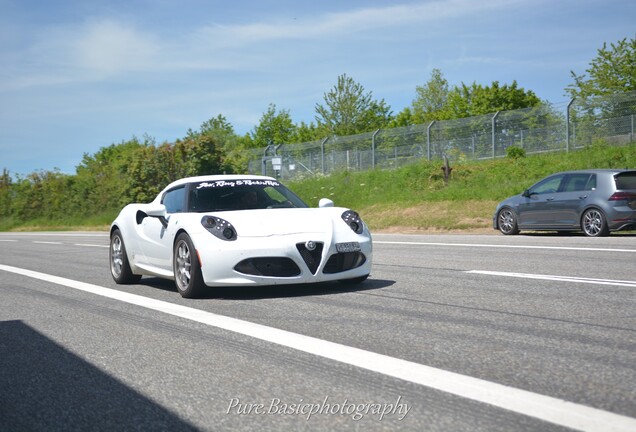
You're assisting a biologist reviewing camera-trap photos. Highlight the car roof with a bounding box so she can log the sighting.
[551,169,635,176]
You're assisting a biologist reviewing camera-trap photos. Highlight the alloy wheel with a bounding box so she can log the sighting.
[110,235,123,278]
[175,240,192,290]
[582,209,606,237]
[498,208,519,235]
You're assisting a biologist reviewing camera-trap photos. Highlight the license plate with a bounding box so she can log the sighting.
[336,242,361,253]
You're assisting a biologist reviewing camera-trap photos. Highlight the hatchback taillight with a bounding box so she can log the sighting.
[608,192,636,201]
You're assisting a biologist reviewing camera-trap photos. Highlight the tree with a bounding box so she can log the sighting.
[315,74,392,136]
[388,107,414,128]
[250,104,296,148]
[124,130,230,203]
[73,137,146,212]
[199,114,235,139]
[186,114,250,174]
[10,169,74,221]
[175,132,225,177]
[182,114,234,175]
[0,168,12,218]
[358,100,393,132]
[292,121,321,143]
[567,36,636,99]
[439,80,541,119]
[411,68,450,123]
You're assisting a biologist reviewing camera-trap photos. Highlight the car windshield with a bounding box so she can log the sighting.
[188,179,309,212]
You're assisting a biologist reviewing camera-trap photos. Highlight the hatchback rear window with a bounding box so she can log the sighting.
[615,172,636,190]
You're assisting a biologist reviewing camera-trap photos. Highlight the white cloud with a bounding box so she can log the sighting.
[0,18,161,91]
[71,19,160,76]
[194,0,527,46]
[2,0,534,91]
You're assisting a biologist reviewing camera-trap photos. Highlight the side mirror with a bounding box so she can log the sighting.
[522,189,533,198]
[319,198,334,208]
[146,204,168,228]
[146,204,167,218]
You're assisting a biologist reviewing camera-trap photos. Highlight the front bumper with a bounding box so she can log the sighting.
[195,232,372,287]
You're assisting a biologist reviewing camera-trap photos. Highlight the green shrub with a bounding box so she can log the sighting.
[506,146,526,159]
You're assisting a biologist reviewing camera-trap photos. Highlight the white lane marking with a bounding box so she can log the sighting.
[374,241,636,253]
[467,270,636,288]
[0,233,108,237]
[0,239,107,248]
[1,264,635,432]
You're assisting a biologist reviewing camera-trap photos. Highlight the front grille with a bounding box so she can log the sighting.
[323,252,366,274]
[296,242,324,274]
[234,258,301,277]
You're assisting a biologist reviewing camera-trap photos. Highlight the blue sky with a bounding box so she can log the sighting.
[1,0,634,176]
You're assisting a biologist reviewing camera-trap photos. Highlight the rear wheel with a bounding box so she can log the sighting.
[173,233,206,298]
[110,229,142,284]
[497,208,519,235]
[581,208,609,237]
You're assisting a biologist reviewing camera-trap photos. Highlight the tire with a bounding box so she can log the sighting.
[173,233,206,298]
[581,208,609,237]
[110,229,142,284]
[497,207,519,235]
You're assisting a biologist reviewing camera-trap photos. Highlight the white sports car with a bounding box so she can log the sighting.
[109,175,373,297]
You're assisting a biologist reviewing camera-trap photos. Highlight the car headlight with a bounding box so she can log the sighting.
[341,210,364,234]
[201,216,237,241]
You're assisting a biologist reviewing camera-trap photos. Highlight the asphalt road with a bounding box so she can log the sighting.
[1,231,635,431]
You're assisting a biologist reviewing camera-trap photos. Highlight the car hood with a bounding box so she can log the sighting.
[208,208,340,237]
[496,194,523,209]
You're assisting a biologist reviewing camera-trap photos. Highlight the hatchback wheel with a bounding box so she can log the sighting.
[581,208,609,237]
[497,207,519,235]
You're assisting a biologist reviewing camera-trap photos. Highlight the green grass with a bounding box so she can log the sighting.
[0,210,119,232]
[3,141,636,232]
[288,141,636,232]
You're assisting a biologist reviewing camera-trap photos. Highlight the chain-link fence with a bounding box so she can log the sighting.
[249,91,636,180]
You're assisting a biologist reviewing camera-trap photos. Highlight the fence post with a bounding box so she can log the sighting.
[492,111,500,158]
[566,98,574,152]
[261,144,274,175]
[320,137,329,174]
[427,121,435,160]
[371,129,380,169]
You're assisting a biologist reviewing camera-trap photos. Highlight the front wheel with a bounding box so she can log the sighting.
[110,229,142,284]
[173,233,206,298]
[497,208,519,235]
[581,208,609,237]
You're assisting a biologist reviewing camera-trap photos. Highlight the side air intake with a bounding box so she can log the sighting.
[323,252,366,274]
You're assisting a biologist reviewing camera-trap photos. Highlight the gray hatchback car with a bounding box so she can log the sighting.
[493,169,636,237]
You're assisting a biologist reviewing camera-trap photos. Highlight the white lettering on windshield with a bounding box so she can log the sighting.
[196,179,280,189]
